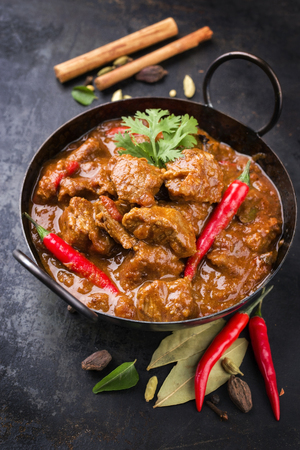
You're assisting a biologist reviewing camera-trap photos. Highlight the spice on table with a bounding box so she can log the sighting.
[194,286,273,412]
[184,159,252,280]
[249,294,280,420]
[84,75,94,86]
[113,55,133,67]
[227,375,253,413]
[94,26,213,91]
[145,376,158,402]
[82,350,112,371]
[67,305,76,313]
[97,66,115,76]
[54,18,179,83]
[111,89,123,101]
[183,74,196,98]
[205,400,228,421]
[279,388,284,396]
[169,89,176,97]
[135,65,168,83]
[221,357,244,376]
[210,394,220,405]
[23,213,120,295]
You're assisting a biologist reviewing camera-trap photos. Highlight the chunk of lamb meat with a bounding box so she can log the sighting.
[94,198,137,250]
[137,278,199,322]
[163,148,224,203]
[59,197,114,255]
[58,161,116,203]
[118,241,185,290]
[110,154,164,206]
[207,227,253,277]
[158,200,212,236]
[242,216,282,253]
[122,205,196,258]
[67,137,103,163]
[35,137,102,203]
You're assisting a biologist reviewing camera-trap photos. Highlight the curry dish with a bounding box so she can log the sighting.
[30,115,283,322]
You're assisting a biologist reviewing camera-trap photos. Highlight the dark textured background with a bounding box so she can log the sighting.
[1,0,299,448]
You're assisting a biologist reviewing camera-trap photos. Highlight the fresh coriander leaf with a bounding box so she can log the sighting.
[92,360,139,393]
[116,133,155,164]
[72,86,97,106]
[158,148,184,164]
[113,109,199,168]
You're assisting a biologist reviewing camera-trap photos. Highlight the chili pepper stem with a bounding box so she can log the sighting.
[237,159,251,185]
[23,212,50,241]
[253,300,263,317]
[238,285,273,317]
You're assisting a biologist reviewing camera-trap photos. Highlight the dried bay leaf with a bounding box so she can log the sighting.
[147,319,225,370]
[154,338,248,408]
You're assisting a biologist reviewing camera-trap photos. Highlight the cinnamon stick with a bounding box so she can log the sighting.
[54,18,178,83]
[94,26,213,91]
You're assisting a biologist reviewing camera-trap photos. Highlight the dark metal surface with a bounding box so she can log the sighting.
[1,0,300,448]
[17,95,296,330]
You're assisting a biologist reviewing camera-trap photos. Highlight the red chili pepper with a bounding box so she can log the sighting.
[249,293,280,420]
[50,160,80,190]
[184,160,251,280]
[106,126,163,141]
[194,286,273,412]
[218,160,237,167]
[24,213,119,295]
[99,196,123,222]
[105,126,130,136]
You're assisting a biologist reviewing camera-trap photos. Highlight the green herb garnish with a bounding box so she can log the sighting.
[92,360,139,393]
[114,109,198,168]
[72,86,97,106]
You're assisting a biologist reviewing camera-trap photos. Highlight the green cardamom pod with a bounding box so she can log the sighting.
[97,66,114,76]
[221,357,244,376]
[111,89,123,102]
[113,55,133,67]
[145,376,158,402]
[183,74,196,98]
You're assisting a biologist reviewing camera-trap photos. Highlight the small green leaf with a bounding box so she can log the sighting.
[93,360,139,393]
[72,86,97,106]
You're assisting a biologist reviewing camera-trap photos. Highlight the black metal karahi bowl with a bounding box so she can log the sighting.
[14,52,297,331]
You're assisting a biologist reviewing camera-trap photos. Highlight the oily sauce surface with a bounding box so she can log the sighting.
[30,119,283,322]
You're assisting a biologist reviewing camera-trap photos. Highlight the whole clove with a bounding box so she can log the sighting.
[81,350,112,371]
[210,394,220,405]
[135,65,168,83]
[227,375,253,413]
[206,400,228,421]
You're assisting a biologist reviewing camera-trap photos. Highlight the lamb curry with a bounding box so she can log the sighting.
[29,110,283,322]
